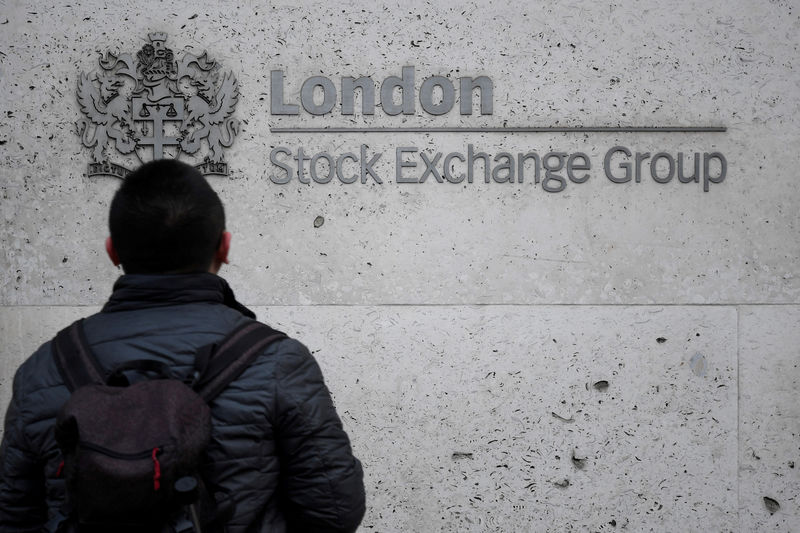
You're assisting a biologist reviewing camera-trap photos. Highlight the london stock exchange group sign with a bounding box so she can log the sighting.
[77,33,239,178]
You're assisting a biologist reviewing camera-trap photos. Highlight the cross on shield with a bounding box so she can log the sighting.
[131,96,185,160]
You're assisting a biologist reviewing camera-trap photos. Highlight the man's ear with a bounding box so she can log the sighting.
[105,237,121,266]
[215,231,232,267]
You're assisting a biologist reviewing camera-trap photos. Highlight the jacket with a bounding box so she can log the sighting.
[0,273,366,533]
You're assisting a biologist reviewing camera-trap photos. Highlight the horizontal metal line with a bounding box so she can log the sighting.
[270,126,727,133]
[5,302,796,308]
[248,303,792,307]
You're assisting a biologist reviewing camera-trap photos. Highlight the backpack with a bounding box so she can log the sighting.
[51,319,286,533]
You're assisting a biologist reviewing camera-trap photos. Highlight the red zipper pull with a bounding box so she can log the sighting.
[152,447,161,491]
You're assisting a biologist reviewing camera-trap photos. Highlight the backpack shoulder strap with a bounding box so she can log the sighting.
[52,319,106,392]
[194,321,286,403]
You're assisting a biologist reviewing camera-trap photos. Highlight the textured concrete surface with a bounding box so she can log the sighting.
[0,0,798,306]
[1,0,799,531]
[1,305,740,531]
[739,306,800,532]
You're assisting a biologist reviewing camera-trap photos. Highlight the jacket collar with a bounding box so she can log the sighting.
[102,273,256,318]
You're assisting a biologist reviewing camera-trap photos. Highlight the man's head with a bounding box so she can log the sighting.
[107,159,230,274]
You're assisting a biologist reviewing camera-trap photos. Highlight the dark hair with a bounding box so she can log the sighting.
[109,160,225,274]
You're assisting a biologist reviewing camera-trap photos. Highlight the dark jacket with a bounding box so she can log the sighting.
[0,273,365,533]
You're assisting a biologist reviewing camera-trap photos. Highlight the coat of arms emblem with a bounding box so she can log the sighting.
[77,33,239,178]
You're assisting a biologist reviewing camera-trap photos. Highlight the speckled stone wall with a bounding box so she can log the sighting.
[1,1,798,531]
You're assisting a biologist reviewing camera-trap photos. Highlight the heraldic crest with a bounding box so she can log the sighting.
[77,32,239,178]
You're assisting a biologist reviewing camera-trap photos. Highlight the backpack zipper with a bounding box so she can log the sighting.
[78,442,163,491]
[78,441,159,460]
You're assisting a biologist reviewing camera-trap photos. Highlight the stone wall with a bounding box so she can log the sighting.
[1,1,797,530]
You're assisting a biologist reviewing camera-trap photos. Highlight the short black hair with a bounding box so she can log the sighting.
[109,160,225,274]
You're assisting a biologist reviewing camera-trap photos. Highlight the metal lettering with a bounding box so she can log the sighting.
[419,76,455,116]
[396,147,417,183]
[650,153,675,183]
[301,76,337,115]
[604,146,633,183]
[459,76,493,115]
[703,152,727,192]
[380,66,415,116]
[361,145,382,183]
[311,152,335,183]
[419,152,443,183]
[444,153,466,183]
[567,153,591,183]
[341,77,375,115]
[271,70,299,115]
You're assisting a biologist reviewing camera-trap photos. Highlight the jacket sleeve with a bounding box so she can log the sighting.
[0,369,48,532]
[274,341,366,533]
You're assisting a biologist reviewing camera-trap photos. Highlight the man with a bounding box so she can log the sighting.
[0,159,366,532]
